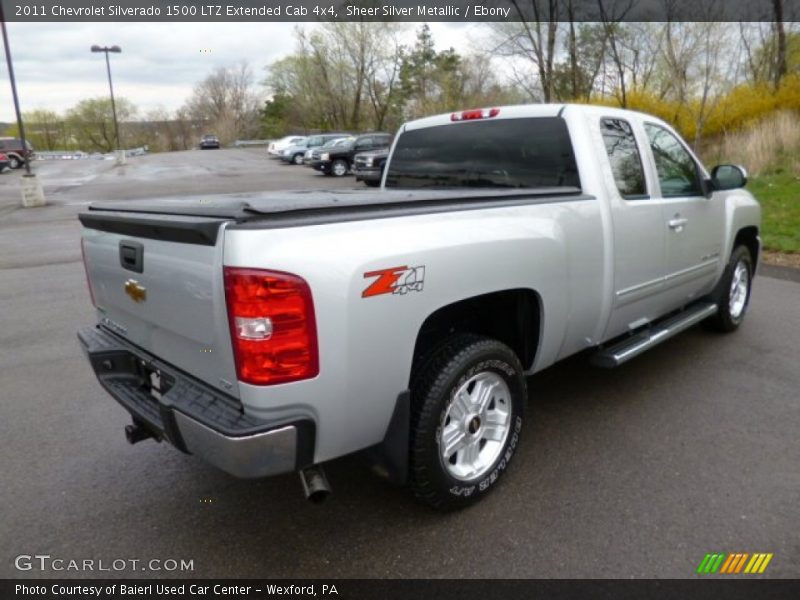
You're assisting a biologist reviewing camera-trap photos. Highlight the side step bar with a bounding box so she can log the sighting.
[592,302,718,368]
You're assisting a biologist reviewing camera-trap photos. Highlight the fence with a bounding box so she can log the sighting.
[33,147,148,160]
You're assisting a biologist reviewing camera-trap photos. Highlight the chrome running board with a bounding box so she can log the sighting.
[592,302,718,368]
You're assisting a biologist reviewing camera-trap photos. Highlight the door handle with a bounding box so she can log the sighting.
[668,217,688,232]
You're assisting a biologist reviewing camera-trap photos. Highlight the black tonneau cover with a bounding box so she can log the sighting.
[80,187,590,244]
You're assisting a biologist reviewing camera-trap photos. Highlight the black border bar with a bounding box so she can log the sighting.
[4,579,800,600]
[3,0,796,22]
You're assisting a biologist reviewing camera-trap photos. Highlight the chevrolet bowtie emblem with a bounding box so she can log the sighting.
[124,279,147,303]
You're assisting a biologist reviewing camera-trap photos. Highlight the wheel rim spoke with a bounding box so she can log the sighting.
[440,423,467,459]
[474,377,498,411]
[450,390,471,420]
[485,407,509,427]
[482,424,506,442]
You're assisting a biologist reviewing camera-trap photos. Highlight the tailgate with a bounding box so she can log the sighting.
[79,210,240,398]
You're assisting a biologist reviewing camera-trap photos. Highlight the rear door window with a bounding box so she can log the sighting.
[385,117,580,189]
[600,118,647,199]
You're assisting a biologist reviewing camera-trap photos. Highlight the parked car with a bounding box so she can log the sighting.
[353,147,390,187]
[0,152,10,172]
[306,137,354,171]
[77,104,760,510]
[279,134,350,165]
[199,134,220,149]
[317,133,393,176]
[267,136,307,157]
[303,140,345,165]
[0,137,35,169]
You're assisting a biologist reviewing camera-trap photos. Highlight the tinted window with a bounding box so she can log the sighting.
[644,123,702,197]
[600,118,646,198]
[385,117,580,189]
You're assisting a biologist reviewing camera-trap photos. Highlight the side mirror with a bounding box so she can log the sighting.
[711,164,748,191]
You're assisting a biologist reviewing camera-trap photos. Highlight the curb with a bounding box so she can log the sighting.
[760,263,800,283]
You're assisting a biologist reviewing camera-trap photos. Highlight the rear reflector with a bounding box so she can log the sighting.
[223,267,319,386]
[451,107,500,121]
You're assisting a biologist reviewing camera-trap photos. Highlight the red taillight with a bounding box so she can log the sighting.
[451,107,500,121]
[80,237,97,307]
[223,267,319,386]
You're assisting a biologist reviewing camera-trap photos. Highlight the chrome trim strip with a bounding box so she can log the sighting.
[616,258,719,299]
[663,258,719,283]
[616,275,664,298]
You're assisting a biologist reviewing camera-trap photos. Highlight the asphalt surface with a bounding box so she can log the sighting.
[1,149,798,579]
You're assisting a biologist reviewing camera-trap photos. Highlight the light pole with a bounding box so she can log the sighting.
[90,44,122,160]
[0,4,45,206]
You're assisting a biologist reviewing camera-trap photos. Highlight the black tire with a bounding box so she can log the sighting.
[706,245,753,333]
[8,155,21,169]
[331,159,348,177]
[364,179,380,187]
[292,153,304,165]
[410,333,526,510]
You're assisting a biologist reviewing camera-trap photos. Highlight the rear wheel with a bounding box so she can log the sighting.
[410,334,526,510]
[331,159,348,177]
[8,155,21,169]
[706,245,753,332]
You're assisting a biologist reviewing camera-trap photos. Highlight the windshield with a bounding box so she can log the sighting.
[384,117,580,189]
[322,137,353,149]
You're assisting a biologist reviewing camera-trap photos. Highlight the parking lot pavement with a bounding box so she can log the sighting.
[0,148,355,210]
[1,149,798,579]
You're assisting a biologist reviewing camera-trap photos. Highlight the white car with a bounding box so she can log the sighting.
[267,136,307,157]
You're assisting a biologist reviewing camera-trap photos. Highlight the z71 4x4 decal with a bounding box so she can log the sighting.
[362,265,425,298]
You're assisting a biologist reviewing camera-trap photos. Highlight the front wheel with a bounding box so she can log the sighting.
[410,334,526,510]
[331,159,348,177]
[706,245,753,332]
[292,153,304,165]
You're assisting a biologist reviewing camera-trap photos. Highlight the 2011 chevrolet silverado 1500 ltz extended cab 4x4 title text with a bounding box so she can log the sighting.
[78,104,760,510]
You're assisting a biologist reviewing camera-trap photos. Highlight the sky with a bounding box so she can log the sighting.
[0,22,481,122]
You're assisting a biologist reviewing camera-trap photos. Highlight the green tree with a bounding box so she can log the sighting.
[261,92,293,138]
[5,110,66,150]
[264,22,407,133]
[65,97,136,152]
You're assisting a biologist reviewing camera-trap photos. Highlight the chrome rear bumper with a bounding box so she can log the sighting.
[78,325,314,478]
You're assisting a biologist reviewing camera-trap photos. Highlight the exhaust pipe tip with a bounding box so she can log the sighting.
[299,465,332,504]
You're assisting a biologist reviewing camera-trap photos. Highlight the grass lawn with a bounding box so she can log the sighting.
[747,171,800,254]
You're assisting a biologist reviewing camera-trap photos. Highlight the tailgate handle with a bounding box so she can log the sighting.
[119,240,144,273]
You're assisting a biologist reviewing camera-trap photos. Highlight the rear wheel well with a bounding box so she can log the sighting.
[410,289,541,384]
[733,226,759,269]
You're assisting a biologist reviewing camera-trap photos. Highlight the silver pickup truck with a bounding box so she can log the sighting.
[78,104,760,510]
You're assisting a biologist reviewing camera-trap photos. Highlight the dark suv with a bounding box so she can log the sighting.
[318,133,392,177]
[0,138,35,169]
[353,147,390,187]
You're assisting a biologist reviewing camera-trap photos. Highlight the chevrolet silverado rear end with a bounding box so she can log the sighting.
[78,104,760,510]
